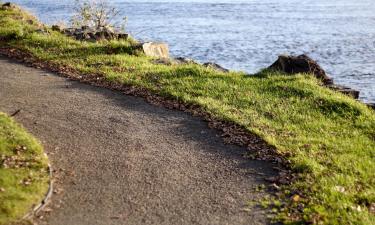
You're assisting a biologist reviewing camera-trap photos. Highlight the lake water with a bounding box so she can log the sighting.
[10,0,375,103]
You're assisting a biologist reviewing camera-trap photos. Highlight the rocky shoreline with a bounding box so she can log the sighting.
[53,24,375,110]
[267,54,371,106]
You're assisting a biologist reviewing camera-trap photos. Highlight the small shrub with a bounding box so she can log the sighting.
[70,0,127,31]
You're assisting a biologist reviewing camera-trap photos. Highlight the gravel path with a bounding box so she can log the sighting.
[0,56,276,225]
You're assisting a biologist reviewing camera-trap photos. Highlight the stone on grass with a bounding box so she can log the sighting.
[54,25,129,42]
[327,84,360,99]
[366,103,375,110]
[268,54,363,99]
[51,25,62,32]
[1,2,18,10]
[152,58,174,66]
[269,54,333,85]
[174,57,198,65]
[141,42,169,58]
[203,62,229,73]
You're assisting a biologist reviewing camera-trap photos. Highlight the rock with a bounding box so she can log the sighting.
[51,25,62,32]
[62,28,75,36]
[57,26,128,42]
[1,2,18,10]
[366,103,375,110]
[92,27,116,41]
[269,54,333,85]
[327,84,360,99]
[95,31,113,41]
[141,42,169,58]
[203,62,229,73]
[174,57,198,65]
[118,33,129,40]
[81,25,90,31]
[152,58,174,65]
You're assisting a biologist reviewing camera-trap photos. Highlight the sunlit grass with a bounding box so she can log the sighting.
[0,113,49,225]
[1,5,374,224]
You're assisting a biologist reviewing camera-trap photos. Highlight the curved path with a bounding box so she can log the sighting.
[0,57,276,225]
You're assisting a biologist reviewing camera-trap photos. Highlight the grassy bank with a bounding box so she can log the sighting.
[0,112,49,225]
[1,5,374,224]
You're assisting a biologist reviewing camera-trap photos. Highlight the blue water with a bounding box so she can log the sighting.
[10,0,375,103]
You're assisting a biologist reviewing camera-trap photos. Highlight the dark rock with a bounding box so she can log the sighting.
[51,25,62,32]
[63,28,78,37]
[57,26,129,42]
[93,27,116,41]
[366,103,375,110]
[174,57,198,65]
[1,2,17,10]
[118,33,129,40]
[81,25,90,31]
[203,62,229,73]
[327,84,360,99]
[269,54,333,85]
[2,2,12,7]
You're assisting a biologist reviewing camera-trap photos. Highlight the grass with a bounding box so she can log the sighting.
[1,4,374,224]
[0,112,49,225]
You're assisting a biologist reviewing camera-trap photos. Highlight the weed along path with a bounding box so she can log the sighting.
[0,56,277,225]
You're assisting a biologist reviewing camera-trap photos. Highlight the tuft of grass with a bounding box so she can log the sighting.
[0,112,49,225]
[1,5,374,224]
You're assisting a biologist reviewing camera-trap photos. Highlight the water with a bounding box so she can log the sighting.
[10,0,375,103]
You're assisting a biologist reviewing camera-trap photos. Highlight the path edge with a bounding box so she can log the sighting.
[21,152,53,221]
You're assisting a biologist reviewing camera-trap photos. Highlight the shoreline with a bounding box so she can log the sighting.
[10,0,375,104]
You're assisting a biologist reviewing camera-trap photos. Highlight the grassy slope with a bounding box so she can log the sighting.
[0,112,49,225]
[1,5,374,224]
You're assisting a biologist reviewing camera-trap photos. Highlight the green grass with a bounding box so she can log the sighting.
[1,5,374,224]
[0,112,49,225]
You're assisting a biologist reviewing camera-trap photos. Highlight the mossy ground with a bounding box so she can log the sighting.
[0,112,49,225]
[1,5,374,224]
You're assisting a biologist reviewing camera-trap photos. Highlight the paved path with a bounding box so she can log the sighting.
[0,57,276,225]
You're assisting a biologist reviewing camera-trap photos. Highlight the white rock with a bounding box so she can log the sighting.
[142,42,169,58]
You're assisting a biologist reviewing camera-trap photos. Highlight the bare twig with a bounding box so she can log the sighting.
[10,109,21,117]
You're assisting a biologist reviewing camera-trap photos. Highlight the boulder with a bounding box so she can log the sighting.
[51,25,62,32]
[141,42,169,58]
[327,84,360,99]
[269,54,333,85]
[203,62,229,73]
[1,2,18,10]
